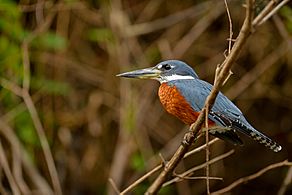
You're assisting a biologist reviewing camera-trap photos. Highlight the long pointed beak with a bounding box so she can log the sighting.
[116,67,161,79]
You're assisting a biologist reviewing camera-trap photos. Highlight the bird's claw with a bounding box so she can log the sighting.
[182,131,195,146]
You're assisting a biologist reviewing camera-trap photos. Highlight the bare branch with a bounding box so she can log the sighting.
[0,78,23,97]
[0,141,21,195]
[108,178,121,194]
[205,106,210,194]
[252,0,280,26]
[224,0,233,54]
[18,5,62,194]
[258,0,290,26]
[226,42,289,100]
[163,150,234,187]
[125,1,214,37]
[0,120,54,194]
[252,0,290,27]
[121,138,219,194]
[0,75,62,195]
[184,138,220,158]
[22,91,62,195]
[212,160,292,194]
[171,175,223,183]
[278,166,292,195]
[121,165,162,195]
[173,2,224,58]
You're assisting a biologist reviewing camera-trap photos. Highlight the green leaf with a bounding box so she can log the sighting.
[30,77,72,96]
[145,47,161,64]
[33,32,67,50]
[87,28,115,43]
[125,100,136,133]
[132,183,149,195]
[280,6,292,33]
[0,88,22,110]
[14,111,40,146]
[0,2,25,42]
[0,1,26,79]
[131,152,145,172]
[159,185,174,195]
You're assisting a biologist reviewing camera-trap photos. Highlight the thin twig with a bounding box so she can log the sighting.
[0,120,54,194]
[0,78,23,97]
[108,178,121,194]
[22,91,62,195]
[226,42,289,100]
[121,165,162,195]
[184,138,220,158]
[121,138,219,194]
[205,106,210,194]
[1,91,42,122]
[22,41,30,90]
[172,175,223,182]
[252,0,279,26]
[19,1,86,12]
[0,78,60,194]
[19,7,62,194]
[11,134,30,194]
[258,0,290,26]
[212,160,292,194]
[163,150,234,187]
[273,15,290,40]
[222,0,234,85]
[107,2,136,194]
[178,176,222,181]
[277,166,292,195]
[0,141,21,195]
[224,0,233,54]
[173,2,224,58]
[125,1,214,37]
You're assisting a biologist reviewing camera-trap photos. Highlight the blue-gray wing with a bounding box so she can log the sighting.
[169,79,251,128]
[168,79,282,152]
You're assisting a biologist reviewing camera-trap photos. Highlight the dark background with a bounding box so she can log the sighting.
[0,0,291,194]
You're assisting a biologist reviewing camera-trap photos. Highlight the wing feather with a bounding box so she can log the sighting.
[169,79,281,152]
[169,79,249,128]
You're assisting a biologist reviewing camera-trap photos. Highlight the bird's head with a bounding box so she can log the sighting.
[117,60,199,83]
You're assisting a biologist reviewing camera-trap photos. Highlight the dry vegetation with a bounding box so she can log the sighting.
[0,0,291,194]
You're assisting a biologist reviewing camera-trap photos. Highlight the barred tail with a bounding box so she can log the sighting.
[248,129,282,152]
[210,111,282,152]
[230,119,281,152]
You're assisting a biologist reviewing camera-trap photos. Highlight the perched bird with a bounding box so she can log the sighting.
[117,60,282,152]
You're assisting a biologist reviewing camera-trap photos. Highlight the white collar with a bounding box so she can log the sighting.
[157,74,195,83]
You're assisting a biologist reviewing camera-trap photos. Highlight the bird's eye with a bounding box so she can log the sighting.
[162,64,171,70]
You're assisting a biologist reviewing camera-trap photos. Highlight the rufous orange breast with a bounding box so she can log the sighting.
[158,83,215,126]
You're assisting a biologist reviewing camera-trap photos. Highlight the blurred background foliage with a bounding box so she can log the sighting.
[0,0,291,194]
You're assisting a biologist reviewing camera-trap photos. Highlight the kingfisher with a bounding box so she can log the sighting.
[117,60,282,152]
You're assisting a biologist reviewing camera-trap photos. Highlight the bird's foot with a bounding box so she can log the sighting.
[182,131,195,146]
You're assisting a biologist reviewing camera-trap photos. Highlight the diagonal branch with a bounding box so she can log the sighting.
[120,138,219,194]
[0,141,21,195]
[278,166,292,195]
[163,150,234,187]
[211,160,292,194]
